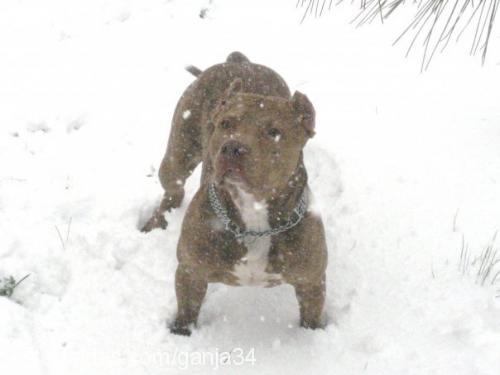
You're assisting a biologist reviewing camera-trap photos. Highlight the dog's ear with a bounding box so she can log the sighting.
[214,78,244,112]
[291,91,315,137]
[212,78,244,120]
[224,78,244,100]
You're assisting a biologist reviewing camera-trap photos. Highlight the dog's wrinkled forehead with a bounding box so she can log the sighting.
[211,79,316,138]
[218,95,292,125]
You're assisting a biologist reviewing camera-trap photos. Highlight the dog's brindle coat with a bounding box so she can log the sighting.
[142,52,327,336]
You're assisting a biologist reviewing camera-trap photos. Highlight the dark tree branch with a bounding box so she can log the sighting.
[297,0,499,69]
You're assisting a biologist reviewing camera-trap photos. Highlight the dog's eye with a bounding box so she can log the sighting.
[267,127,281,139]
[220,119,232,130]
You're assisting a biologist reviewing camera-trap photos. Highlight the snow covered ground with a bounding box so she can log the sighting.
[1,0,499,374]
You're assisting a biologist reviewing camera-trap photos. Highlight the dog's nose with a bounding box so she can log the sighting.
[221,140,248,158]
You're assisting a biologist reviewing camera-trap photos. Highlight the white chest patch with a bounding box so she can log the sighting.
[229,187,282,287]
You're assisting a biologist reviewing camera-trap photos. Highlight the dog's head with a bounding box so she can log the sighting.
[208,79,315,198]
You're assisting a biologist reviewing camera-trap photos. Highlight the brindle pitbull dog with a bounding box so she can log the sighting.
[142,52,327,336]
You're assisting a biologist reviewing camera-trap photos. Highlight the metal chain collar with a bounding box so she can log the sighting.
[208,183,308,241]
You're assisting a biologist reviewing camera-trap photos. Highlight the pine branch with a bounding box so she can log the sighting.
[298,0,499,69]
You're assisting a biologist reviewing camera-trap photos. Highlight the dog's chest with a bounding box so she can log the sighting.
[230,188,282,287]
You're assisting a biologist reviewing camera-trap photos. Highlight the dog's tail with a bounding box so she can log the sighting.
[185,65,202,77]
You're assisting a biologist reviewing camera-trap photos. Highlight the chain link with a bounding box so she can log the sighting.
[208,183,308,241]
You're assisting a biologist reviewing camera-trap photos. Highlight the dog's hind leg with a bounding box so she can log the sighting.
[141,100,202,232]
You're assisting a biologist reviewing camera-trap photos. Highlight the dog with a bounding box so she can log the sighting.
[142,52,327,336]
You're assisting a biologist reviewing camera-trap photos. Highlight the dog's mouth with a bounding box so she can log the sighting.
[215,157,249,185]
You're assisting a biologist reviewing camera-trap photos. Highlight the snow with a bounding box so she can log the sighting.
[1,0,499,374]
[182,110,191,120]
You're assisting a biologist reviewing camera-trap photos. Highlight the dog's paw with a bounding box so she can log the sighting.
[169,322,192,336]
[140,213,168,233]
[300,319,325,330]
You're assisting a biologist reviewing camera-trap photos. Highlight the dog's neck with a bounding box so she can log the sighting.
[266,158,308,228]
[214,157,308,229]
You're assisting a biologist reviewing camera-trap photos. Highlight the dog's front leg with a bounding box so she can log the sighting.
[293,274,326,329]
[141,108,202,233]
[170,264,207,336]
